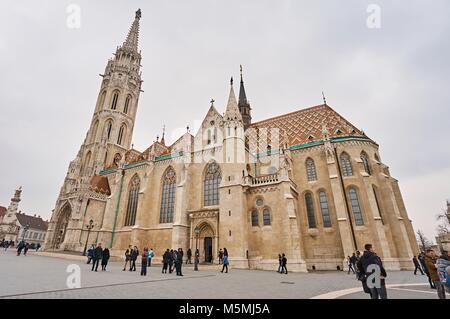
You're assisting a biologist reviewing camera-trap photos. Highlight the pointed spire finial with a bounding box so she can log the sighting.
[210,99,215,107]
[161,124,166,145]
[240,65,243,81]
[230,77,234,86]
[123,10,142,52]
[322,91,327,105]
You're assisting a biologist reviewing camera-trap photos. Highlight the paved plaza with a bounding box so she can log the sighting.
[0,250,446,299]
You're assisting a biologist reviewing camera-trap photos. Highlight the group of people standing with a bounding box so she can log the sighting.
[162,248,185,276]
[86,243,110,271]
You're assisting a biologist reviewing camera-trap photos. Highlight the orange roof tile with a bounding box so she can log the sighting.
[250,104,369,146]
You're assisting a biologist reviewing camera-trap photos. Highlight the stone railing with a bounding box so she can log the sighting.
[250,173,279,186]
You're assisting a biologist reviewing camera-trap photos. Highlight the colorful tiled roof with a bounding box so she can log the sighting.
[15,213,48,231]
[0,206,7,219]
[90,175,111,195]
[250,104,369,146]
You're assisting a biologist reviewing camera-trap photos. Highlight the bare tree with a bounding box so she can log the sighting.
[436,208,450,235]
[416,229,432,252]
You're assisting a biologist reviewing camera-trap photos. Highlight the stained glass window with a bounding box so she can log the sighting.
[306,158,317,181]
[340,152,353,176]
[305,193,316,228]
[204,162,221,206]
[349,188,364,226]
[160,168,176,223]
[124,174,140,226]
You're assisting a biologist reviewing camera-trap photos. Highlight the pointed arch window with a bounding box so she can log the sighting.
[124,175,140,226]
[124,95,131,114]
[372,185,384,225]
[306,158,317,181]
[251,210,259,226]
[263,208,271,226]
[106,121,113,141]
[340,152,353,176]
[360,151,371,175]
[111,91,119,110]
[98,91,106,111]
[305,192,316,228]
[204,162,221,206]
[117,124,126,146]
[319,191,332,227]
[348,187,364,226]
[91,121,99,143]
[160,168,176,223]
[82,151,91,175]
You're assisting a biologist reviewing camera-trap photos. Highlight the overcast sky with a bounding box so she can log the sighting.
[0,0,449,242]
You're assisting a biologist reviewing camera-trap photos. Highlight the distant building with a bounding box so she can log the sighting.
[436,200,450,253]
[0,187,48,245]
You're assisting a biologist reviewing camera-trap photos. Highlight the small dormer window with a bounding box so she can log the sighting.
[335,129,343,135]
[308,135,315,141]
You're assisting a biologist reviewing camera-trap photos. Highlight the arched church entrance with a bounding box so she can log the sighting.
[196,222,215,264]
[52,204,72,249]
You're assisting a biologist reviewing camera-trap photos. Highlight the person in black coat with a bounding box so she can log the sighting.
[186,248,192,264]
[175,248,183,276]
[101,248,110,271]
[91,243,103,272]
[122,245,132,271]
[168,249,174,273]
[412,256,424,275]
[162,249,170,273]
[130,246,139,271]
[357,244,387,299]
[280,253,288,274]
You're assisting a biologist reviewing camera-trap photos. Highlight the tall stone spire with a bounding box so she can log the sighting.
[7,186,22,216]
[238,65,252,130]
[122,9,141,52]
[224,77,243,122]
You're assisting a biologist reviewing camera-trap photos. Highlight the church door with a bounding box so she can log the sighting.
[204,237,213,263]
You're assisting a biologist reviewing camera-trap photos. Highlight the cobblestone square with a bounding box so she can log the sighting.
[0,250,446,299]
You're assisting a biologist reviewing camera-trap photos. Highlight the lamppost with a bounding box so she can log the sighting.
[82,219,94,256]
[194,226,200,271]
[22,224,30,242]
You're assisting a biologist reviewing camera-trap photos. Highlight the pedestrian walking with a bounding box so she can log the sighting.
[175,248,183,276]
[162,249,170,273]
[24,243,30,256]
[186,248,192,264]
[277,254,283,273]
[91,243,103,272]
[86,245,94,264]
[436,250,450,297]
[122,245,132,271]
[221,255,229,273]
[141,248,149,276]
[348,253,356,274]
[130,246,139,271]
[148,248,154,267]
[35,243,41,252]
[419,252,435,289]
[425,249,446,299]
[101,247,110,271]
[412,255,424,275]
[358,244,388,299]
[218,249,224,265]
[16,241,25,256]
[280,253,288,274]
